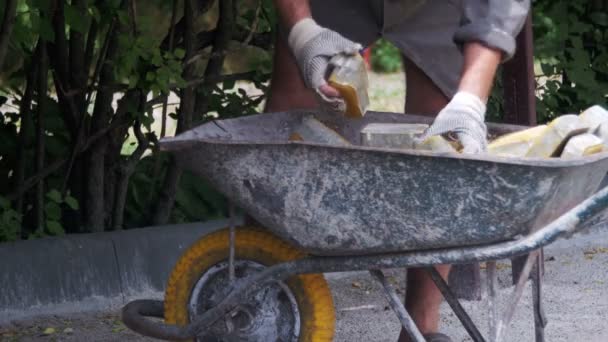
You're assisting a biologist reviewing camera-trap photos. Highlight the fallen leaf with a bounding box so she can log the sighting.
[42,327,56,335]
[63,327,74,334]
[351,282,361,289]
[112,323,126,333]
[496,263,511,270]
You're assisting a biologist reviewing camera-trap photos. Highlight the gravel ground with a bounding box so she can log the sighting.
[2,227,607,342]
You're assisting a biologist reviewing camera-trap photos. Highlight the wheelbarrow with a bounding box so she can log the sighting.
[122,110,608,342]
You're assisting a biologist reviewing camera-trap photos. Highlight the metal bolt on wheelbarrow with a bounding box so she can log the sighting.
[122,110,608,342]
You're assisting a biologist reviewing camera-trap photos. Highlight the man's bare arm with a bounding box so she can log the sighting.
[273,0,312,29]
[458,42,502,102]
[421,42,501,153]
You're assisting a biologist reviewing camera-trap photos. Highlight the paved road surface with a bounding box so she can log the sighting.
[2,228,607,342]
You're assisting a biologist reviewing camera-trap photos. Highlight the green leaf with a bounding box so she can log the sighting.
[89,6,101,23]
[0,196,10,208]
[128,74,139,89]
[590,13,608,26]
[151,53,163,67]
[65,4,90,33]
[44,202,62,221]
[38,17,55,42]
[117,10,130,26]
[540,63,553,76]
[46,189,62,203]
[140,114,154,130]
[223,79,236,90]
[46,220,64,235]
[28,0,52,13]
[146,71,156,82]
[65,196,79,210]
[174,48,186,59]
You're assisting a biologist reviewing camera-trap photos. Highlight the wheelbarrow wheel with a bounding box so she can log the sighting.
[164,226,335,341]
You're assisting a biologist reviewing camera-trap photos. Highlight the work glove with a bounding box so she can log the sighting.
[288,18,362,113]
[419,91,488,154]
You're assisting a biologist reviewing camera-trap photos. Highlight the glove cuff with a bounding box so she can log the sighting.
[288,18,324,55]
[451,91,487,121]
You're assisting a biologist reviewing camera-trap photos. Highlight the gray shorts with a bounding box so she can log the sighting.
[310,0,464,98]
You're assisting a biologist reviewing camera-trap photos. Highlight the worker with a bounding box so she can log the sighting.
[267,0,530,341]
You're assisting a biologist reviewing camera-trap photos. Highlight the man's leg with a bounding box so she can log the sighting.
[398,56,451,341]
[402,57,449,115]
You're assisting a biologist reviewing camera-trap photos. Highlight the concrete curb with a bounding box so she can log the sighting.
[0,219,240,323]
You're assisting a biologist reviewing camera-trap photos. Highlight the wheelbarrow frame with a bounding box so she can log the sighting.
[122,181,608,342]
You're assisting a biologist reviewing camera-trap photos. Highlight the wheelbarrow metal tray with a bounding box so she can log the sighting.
[161,111,608,256]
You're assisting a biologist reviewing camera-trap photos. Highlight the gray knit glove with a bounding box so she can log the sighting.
[419,92,488,154]
[288,18,362,112]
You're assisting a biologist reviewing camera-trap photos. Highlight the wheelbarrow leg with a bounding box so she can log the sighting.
[532,253,548,342]
[511,249,544,285]
[369,270,426,342]
[228,202,236,282]
[426,268,486,342]
[485,261,498,339]
[495,250,539,342]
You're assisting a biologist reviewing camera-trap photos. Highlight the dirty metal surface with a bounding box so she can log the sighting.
[188,260,299,341]
[161,111,608,256]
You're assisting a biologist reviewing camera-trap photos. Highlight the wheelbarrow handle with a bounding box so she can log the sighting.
[525,183,608,248]
[121,299,195,340]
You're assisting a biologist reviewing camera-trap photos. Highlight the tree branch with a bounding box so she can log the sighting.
[194,0,235,113]
[151,0,201,225]
[182,70,269,88]
[69,0,87,96]
[48,0,79,136]
[7,118,131,202]
[83,20,98,81]
[50,0,70,80]
[13,44,39,230]
[34,42,49,231]
[242,0,262,46]
[159,0,215,51]
[148,0,181,207]
[195,29,272,52]
[0,0,18,70]
[112,113,150,229]
[85,1,126,232]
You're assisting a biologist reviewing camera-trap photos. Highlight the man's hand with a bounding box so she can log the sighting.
[419,92,488,153]
[420,42,501,154]
[288,18,362,112]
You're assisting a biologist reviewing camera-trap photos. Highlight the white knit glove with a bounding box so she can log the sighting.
[419,92,488,153]
[288,18,362,112]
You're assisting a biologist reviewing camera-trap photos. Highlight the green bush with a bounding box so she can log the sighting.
[0,0,273,241]
[488,0,608,123]
[532,0,608,123]
[371,39,402,73]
